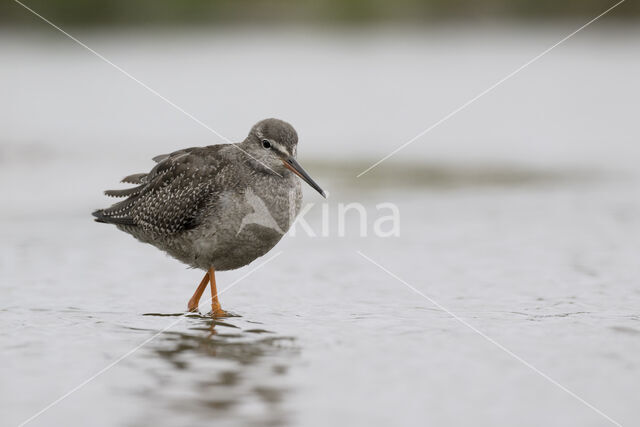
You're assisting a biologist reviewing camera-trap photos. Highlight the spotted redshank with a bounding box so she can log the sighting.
[93,118,325,316]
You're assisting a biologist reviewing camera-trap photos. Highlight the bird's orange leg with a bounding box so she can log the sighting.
[187,271,210,312]
[209,267,226,317]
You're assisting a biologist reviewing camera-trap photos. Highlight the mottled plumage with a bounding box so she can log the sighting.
[93,118,325,273]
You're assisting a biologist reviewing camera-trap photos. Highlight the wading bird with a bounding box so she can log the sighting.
[93,119,325,316]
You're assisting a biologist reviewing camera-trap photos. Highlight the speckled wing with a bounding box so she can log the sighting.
[93,146,223,235]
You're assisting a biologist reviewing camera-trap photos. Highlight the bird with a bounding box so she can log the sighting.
[93,118,326,317]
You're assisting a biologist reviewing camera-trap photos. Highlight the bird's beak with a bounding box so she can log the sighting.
[282,157,327,198]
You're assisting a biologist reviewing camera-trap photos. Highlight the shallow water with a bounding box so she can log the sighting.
[2,27,640,426]
[2,165,639,426]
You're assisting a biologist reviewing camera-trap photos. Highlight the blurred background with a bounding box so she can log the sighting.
[1,1,639,427]
[2,0,640,25]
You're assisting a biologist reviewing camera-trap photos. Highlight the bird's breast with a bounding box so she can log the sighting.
[186,176,301,270]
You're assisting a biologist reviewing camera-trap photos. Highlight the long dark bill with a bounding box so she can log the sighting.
[282,157,327,198]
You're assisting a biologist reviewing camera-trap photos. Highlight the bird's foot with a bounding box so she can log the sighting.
[210,304,229,318]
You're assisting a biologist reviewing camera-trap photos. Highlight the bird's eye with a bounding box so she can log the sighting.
[261,140,271,149]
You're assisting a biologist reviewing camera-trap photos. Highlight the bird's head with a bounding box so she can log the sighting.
[243,118,326,198]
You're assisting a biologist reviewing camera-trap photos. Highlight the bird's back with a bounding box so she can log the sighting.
[94,144,236,236]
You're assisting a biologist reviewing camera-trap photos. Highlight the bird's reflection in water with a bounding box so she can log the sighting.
[134,314,298,426]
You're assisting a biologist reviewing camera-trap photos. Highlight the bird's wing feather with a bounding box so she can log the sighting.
[151,147,198,164]
[121,173,147,184]
[94,145,227,235]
